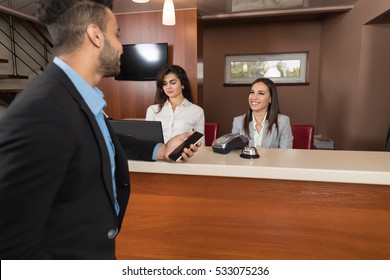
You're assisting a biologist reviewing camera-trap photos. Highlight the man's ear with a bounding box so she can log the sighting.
[86,24,103,48]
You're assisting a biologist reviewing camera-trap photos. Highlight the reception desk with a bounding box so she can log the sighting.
[117,147,390,259]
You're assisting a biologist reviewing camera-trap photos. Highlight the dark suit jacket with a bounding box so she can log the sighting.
[0,63,157,259]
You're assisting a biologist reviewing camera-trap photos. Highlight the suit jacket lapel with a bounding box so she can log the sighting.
[80,105,116,212]
[104,117,131,227]
[47,63,117,214]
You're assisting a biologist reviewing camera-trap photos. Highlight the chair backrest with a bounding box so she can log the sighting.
[204,122,219,146]
[291,124,315,149]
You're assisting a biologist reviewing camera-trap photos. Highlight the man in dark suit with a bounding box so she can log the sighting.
[0,0,198,259]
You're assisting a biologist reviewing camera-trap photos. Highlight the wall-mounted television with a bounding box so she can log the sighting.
[115,42,168,81]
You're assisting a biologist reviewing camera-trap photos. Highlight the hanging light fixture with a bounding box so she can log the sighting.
[132,0,149,3]
[162,0,176,26]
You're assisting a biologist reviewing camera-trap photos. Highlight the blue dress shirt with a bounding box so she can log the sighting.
[53,57,120,215]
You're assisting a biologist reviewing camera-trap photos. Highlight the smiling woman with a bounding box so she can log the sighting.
[231,77,293,148]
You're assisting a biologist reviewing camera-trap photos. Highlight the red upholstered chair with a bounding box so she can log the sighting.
[291,124,315,149]
[204,122,219,146]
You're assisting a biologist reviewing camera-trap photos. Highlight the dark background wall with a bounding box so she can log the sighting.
[317,0,390,150]
[98,0,390,151]
[203,0,390,151]
[203,20,321,139]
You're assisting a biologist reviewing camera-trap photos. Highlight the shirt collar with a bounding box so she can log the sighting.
[252,112,267,127]
[165,98,190,108]
[181,98,190,106]
[53,56,106,116]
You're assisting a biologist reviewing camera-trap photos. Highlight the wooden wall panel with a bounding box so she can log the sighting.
[99,9,202,120]
[116,173,390,260]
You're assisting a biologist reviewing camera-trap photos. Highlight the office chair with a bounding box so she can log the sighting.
[291,124,315,149]
[204,122,219,146]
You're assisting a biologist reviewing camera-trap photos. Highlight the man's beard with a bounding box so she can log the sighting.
[97,36,121,77]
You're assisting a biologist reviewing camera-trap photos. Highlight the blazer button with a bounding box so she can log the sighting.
[107,229,117,239]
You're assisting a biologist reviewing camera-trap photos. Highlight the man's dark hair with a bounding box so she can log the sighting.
[35,0,113,24]
[94,0,113,9]
[35,0,111,54]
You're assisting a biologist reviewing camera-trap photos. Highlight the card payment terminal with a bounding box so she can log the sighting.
[211,133,249,154]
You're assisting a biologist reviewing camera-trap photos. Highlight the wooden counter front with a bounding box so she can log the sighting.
[116,148,390,259]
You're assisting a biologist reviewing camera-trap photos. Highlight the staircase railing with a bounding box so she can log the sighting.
[0,11,53,76]
[0,7,53,106]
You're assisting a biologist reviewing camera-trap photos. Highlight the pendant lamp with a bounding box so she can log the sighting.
[162,0,176,26]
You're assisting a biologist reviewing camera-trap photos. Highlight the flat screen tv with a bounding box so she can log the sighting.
[115,42,168,81]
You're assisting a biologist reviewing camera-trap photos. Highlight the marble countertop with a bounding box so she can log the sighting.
[128,147,390,185]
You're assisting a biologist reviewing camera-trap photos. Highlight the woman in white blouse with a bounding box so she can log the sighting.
[146,64,205,143]
[232,78,293,148]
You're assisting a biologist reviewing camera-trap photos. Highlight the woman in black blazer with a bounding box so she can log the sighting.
[0,0,198,259]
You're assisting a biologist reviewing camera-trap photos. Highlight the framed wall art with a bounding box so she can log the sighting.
[224,52,308,85]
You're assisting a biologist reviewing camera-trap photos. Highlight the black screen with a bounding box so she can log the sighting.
[115,43,168,81]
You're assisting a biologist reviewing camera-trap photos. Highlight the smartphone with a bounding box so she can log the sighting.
[168,131,204,162]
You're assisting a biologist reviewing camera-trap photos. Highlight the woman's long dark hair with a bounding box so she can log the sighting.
[243,78,281,137]
[154,64,192,112]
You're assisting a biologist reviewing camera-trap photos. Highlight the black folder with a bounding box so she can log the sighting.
[109,119,164,143]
